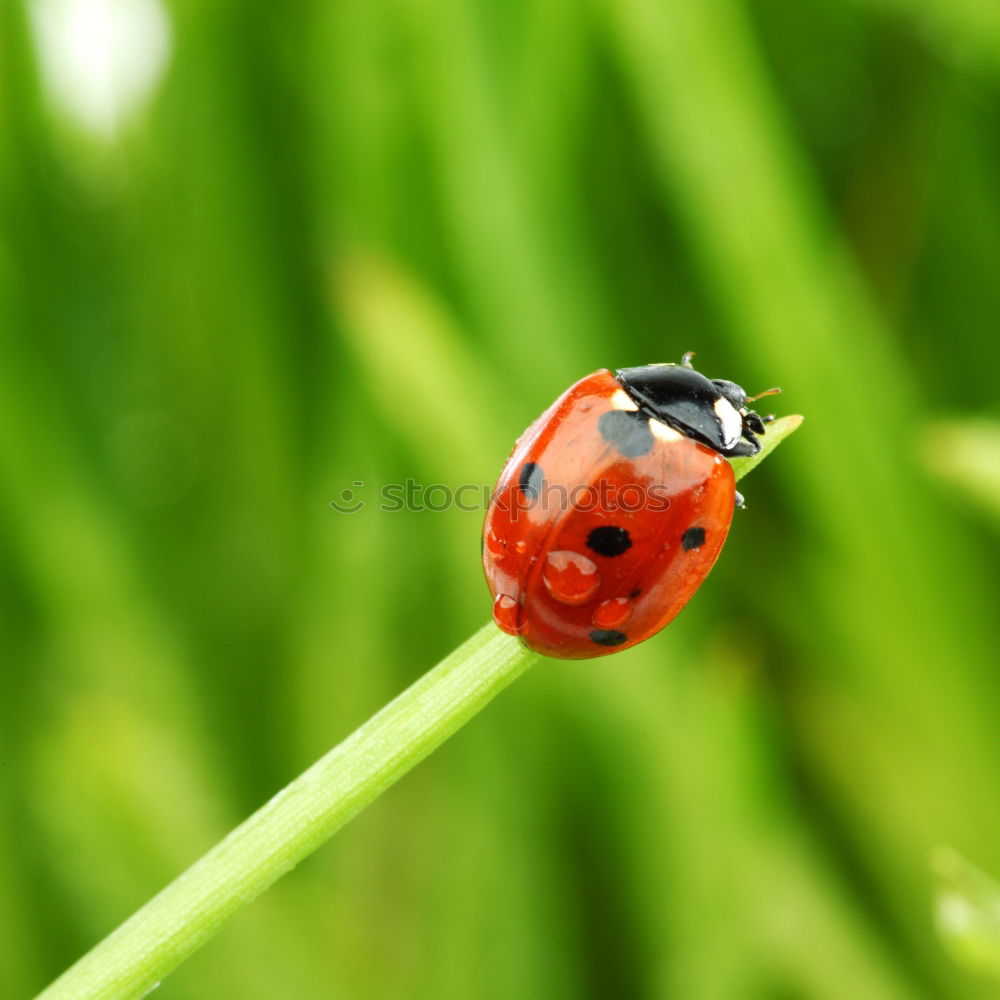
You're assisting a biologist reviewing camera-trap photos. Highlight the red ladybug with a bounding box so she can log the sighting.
[482,354,777,659]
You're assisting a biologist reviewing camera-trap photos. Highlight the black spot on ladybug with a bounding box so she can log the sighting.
[587,525,633,557]
[590,629,628,646]
[518,462,543,503]
[682,526,706,551]
[628,588,642,600]
[598,410,654,458]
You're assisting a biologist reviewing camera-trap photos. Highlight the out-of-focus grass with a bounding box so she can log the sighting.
[2,0,1000,997]
[934,848,1000,983]
[924,420,1000,531]
[861,0,1000,77]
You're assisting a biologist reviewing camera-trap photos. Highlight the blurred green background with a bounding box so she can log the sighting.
[3,0,1000,996]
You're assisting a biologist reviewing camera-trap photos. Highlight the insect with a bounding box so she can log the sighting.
[482,353,778,658]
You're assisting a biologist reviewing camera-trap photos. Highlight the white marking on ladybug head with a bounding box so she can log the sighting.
[649,418,683,443]
[611,388,639,411]
[713,396,743,449]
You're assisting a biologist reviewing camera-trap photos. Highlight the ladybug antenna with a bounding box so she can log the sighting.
[746,386,781,404]
[680,351,696,370]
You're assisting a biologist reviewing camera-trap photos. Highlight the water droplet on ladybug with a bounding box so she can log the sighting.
[493,594,523,635]
[592,597,633,630]
[485,527,507,558]
[514,539,528,555]
[542,550,600,605]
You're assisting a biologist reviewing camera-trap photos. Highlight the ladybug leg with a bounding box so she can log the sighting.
[743,410,768,436]
[681,351,696,370]
[726,435,760,458]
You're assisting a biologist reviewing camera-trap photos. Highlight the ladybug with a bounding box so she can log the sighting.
[482,354,778,659]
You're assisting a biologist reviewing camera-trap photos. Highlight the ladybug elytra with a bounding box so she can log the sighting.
[482,354,777,658]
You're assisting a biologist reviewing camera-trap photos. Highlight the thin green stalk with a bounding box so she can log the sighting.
[34,416,800,1000]
[35,625,535,1000]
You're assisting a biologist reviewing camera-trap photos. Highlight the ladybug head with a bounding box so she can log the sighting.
[614,360,777,458]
